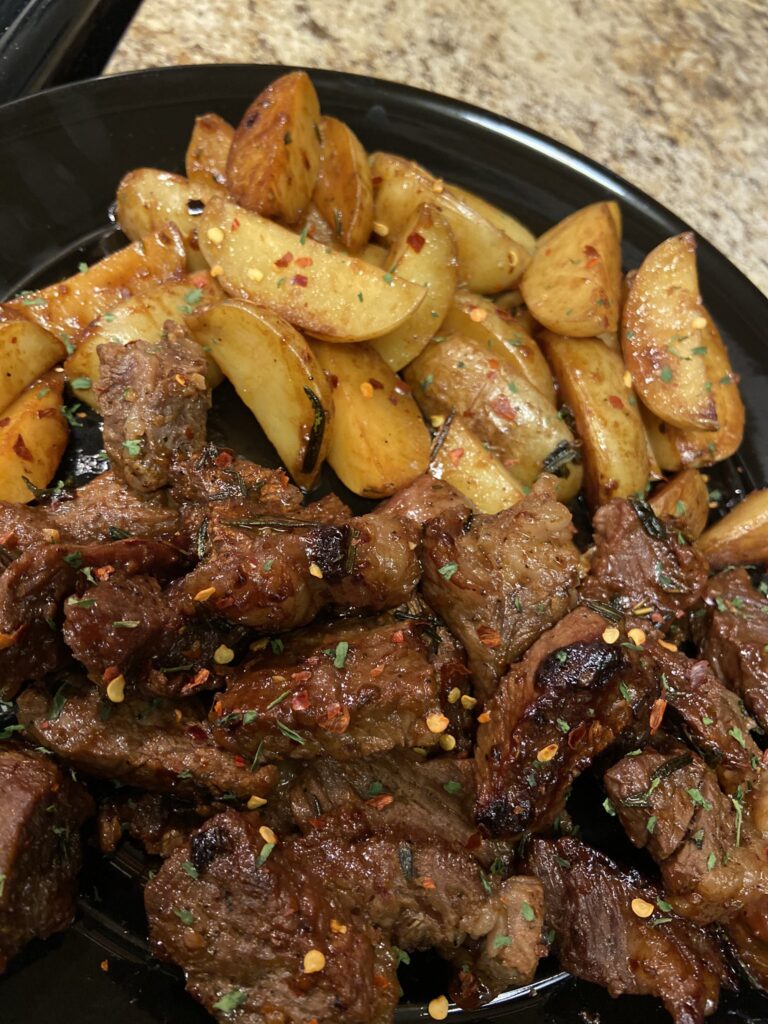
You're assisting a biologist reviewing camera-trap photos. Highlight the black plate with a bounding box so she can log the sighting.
[1,65,768,1024]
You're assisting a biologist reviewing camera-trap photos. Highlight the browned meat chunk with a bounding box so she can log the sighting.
[16,678,276,803]
[582,498,709,623]
[97,791,208,858]
[145,810,400,1024]
[726,898,768,991]
[378,473,470,530]
[98,322,211,493]
[475,607,657,836]
[421,475,582,701]
[0,745,93,972]
[211,617,451,761]
[524,836,732,1024]
[693,568,768,731]
[170,445,305,516]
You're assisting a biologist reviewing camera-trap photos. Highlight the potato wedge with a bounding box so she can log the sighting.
[697,490,768,569]
[370,152,529,293]
[0,317,66,414]
[116,168,220,270]
[312,116,374,253]
[622,233,718,431]
[404,333,582,500]
[185,113,234,189]
[371,204,457,371]
[0,373,67,503]
[649,469,710,540]
[198,196,425,342]
[226,71,321,224]
[441,291,555,403]
[447,183,535,255]
[520,202,622,337]
[312,341,430,497]
[540,332,649,507]
[431,417,524,513]
[64,273,224,409]
[190,301,332,489]
[361,243,389,268]
[7,225,186,340]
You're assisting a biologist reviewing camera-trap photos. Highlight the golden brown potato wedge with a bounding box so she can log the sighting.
[622,233,718,431]
[312,341,430,497]
[185,113,234,189]
[0,317,66,415]
[540,332,649,508]
[430,416,525,513]
[312,116,374,253]
[116,168,220,271]
[520,202,622,337]
[404,332,581,500]
[0,373,68,503]
[198,196,425,342]
[360,243,389,268]
[447,183,536,255]
[190,300,332,489]
[370,152,529,293]
[226,71,321,225]
[371,204,457,371]
[64,273,224,409]
[649,469,710,540]
[7,225,186,340]
[697,490,768,569]
[441,291,555,403]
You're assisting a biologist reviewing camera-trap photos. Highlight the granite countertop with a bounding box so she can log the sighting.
[107,0,768,296]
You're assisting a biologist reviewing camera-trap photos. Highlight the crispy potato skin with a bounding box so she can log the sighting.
[312,116,374,253]
[226,71,322,225]
[431,418,524,513]
[185,113,234,189]
[0,319,66,415]
[0,373,67,503]
[697,490,768,569]
[649,469,710,540]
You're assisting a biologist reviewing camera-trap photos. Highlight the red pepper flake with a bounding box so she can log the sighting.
[231,218,240,230]
[420,876,436,890]
[448,447,465,466]
[649,697,667,733]
[275,251,293,268]
[215,450,234,468]
[233,754,247,768]
[295,256,313,268]
[291,689,310,712]
[318,702,351,734]
[187,724,208,744]
[327,373,339,390]
[406,231,425,253]
[369,378,384,390]
[38,407,57,419]
[369,664,385,678]
[391,630,405,644]
[490,396,517,422]
[0,418,9,428]
[193,667,211,688]
[371,175,383,185]
[584,244,600,267]
[477,625,502,648]
[94,565,115,581]
[291,670,312,682]
[292,274,309,287]
[488,358,500,371]
[465,831,483,850]
[567,722,588,749]
[12,433,32,461]
[367,794,394,810]
[608,395,624,410]
[102,665,121,683]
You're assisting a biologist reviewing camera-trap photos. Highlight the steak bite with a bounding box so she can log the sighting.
[97,791,209,858]
[475,607,658,837]
[0,745,93,973]
[98,321,211,494]
[582,497,709,623]
[524,836,732,1024]
[145,810,400,1024]
[16,677,276,803]
[693,568,768,731]
[421,475,583,701]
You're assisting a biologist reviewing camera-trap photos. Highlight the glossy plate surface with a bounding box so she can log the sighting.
[1,64,767,1024]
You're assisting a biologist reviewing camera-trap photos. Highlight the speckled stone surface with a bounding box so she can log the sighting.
[106,0,768,295]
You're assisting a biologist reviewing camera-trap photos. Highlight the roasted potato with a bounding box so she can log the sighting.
[697,490,768,569]
[0,317,66,414]
[520,202,622,337]
[185,113,234,189]
[64,273,224,409]
[622,233,718,431]
[540,332,649,508]
[0,373,68,503]
[441,291,555,403]
[198,196,425,342]
[191,300,332,489]
[7,225,186,339]
[116,168,220,271]
[371,203,457,371]
[430,417,524,513]
[361,243,389,268]
[370,152,529,293]
[312,341,430,497]
[404,332,582,500]
[226,71,321,225]
[312,116,374,253]
[448,183,535,255]
[649,468,710,540]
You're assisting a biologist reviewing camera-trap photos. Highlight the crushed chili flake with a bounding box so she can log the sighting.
[477,625,502,648]
[608,395,624,410]
[649,697,667,733]
[367,794,394,810]
[490,396,517,422]
[369,378,384,389]
[583,244,600,267]
[295,256,313,268]
[12,434,33,461]
[391,630,405,644]
[419,876,436,890]
[291,689,310,711]
[448,447,465,466]
[406,231,425,252]
[291,273,308,287]
[231,218,240,230]
[274,251,293,268]
[215,451,234,468]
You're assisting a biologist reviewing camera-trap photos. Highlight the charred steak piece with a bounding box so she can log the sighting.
[211,617,449,761]
[693,569,768,732]
[145,810,399,1024]
[0,745,93,973]
[421,475,582,702]
[582,498,709,623]
[16,678,276,803]
[97,791,209,858]
[475,607,658,836]
[524,836,732,1024]
[98,321,211,494]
